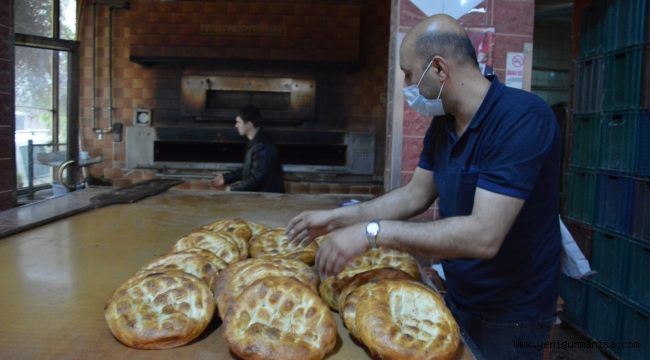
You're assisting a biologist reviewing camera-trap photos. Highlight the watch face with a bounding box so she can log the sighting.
[367,222,379,236]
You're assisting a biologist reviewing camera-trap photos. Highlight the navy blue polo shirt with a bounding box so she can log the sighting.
[418,76,561,321]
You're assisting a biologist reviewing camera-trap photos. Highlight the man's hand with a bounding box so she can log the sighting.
[210,173,225,188]
[286,210,341,246]
[316,223,369,277]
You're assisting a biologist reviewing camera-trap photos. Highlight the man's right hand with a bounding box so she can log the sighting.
[287,210,341,246]
[210,173,225,187]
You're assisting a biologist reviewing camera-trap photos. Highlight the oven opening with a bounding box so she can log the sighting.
[154,141,347,166]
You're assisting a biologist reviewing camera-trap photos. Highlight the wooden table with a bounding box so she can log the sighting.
[0,190,476,359]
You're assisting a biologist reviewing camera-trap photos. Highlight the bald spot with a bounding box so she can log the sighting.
[404,14,466,47]
[401,14,477,68]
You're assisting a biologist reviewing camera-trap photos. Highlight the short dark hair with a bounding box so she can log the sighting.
[237,105,263,127]
[415,32,478,70]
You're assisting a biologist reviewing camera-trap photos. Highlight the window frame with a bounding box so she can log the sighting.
[14,0,80,195]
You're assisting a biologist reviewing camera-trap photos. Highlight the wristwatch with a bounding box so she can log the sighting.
[365,220,380,248]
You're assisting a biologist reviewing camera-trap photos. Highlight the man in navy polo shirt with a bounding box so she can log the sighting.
[287,14,561,359]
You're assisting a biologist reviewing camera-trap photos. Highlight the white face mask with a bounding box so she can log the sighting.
[403,60,446,117]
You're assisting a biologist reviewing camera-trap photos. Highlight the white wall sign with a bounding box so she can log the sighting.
[505,52,524,89]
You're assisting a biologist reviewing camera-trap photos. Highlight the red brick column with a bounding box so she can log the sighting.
[0,0,16,210]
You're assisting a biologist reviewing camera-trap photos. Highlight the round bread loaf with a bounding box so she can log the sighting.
[179,247,229,271]
[319,248,419,310]
[224,276,337,360]
[341,281,384,335]
[336,267,413,312]
[136,249,227,294]
[214,257,319,319]
[249,228,318,265]
[104,270,215,349]
[203,218,253,242]
[353,279,460,360]
[245,220,271,237]
[214,230,248,259]
[173,230,241,264]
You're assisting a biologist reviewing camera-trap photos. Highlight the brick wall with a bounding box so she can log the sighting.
[0,0,15,210]
[172,179,384,196]
[78,0,390,189]
[130,1,360,63]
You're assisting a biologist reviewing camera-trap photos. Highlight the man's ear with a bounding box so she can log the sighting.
[431,56,449,82]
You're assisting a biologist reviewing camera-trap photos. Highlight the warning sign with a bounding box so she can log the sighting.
[505,52,524,89]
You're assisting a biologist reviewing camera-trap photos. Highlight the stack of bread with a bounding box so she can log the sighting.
[104,218,264,349]
[319,247,461,360]
[104,218,337,359]
[104,217,460,359]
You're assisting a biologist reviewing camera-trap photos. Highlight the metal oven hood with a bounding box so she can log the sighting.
[181,75,316,124]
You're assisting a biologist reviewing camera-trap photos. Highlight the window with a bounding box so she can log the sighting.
[14,0,77,194]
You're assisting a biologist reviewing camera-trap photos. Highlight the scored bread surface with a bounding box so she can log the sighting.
[336,267,413,312]
[203,218,253,242]
[354,280,460,360]
[136,249,226,293]
[214,257,319,319]
[319,248,419,310]
[104,270,215,349]
[245,220,270,237]
[341,281,384,335]
[249,228,318,265]
[224,276,337,360]
[178,247,229,272]
[201,221,250,259]
[214,230,248,259]
[173,230,241,264]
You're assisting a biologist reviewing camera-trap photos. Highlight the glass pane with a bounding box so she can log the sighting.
[60,0,77,40]
[15,0,53,37]
[15,46,53,110]
[15,46,54,190]
[14,112,54,189]
[58,51,69,144]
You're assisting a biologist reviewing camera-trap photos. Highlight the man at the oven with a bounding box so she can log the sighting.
[286,14,560,360]
[210,105,285,193]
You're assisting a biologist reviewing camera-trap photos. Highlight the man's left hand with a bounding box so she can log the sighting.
[316,223,370,277]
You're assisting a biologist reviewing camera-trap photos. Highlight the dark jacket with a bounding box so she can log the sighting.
[223,128,285,193]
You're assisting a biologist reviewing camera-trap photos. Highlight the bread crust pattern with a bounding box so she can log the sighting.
[214,258,319,319]
[224,276,337,360]
[347,280,460,360]
[104,270,215,349]
[336,267,413,313]
[319,248,420,310]
[178,247,229,272]
[136,249,227,294]
[245,221,271,237]
[173,230,241,264]
[105,217,460,359]
[249,228,318,265]
[203,218,253,242]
